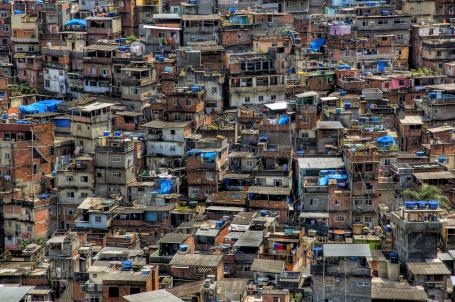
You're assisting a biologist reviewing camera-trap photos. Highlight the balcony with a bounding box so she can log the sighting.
[352,203,375,212]
[82,281,102,293]
[87,28,116,35]
[345,148,378,163]
[121,77,152,86]
[83,57,112,64]
[337,77,366,92]
[311,262,371,276]
[75,219,91,229]
[11,36,38,43]
[303,177,328,193]
[44,61,70,70]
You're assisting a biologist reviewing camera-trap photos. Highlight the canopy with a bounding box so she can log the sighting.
[277,115,289,125]
[20,100,63,114]
[309,38,326,52]
[64,19,87,27]
[159,179,173,194]
[376,134,396,145]
[336,64,352,70]
[377,60,388,72]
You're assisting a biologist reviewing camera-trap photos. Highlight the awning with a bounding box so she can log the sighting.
[143,25,182,30]
[333,229,345,235]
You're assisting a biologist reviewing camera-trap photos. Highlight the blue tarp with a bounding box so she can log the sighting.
[329,174,348,180]
[376,134,396,145]
[13,10,24,14]
[159,179,173,194]
[259,134,268,142]
[319,176,329,186]
[202,152,216,163]
[309,38,326,52]
[377,60,388,72]
[20,100,63,114]
[64,19,87,27]
[187,149,203,156]
[277,115,289,125]
[336,64,352,70]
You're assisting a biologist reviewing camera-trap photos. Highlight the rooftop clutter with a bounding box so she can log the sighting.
[0,0,455,301]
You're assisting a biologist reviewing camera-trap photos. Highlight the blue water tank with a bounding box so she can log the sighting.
[121,260,132,271]
[416,151,425,157]
[191,85,201,93]
[335,108,341,114]
[339,90,347,96]
[428,92,438,99]
[103,131,110,137]
[114,131,122,137]
[344,102,351,109]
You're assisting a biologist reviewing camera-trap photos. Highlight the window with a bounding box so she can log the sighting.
[130,287,141,295]
[81,192,88,198]
[67,208,75,215]
[335,214,345,222]
[170,130,176,135]
[112,172,122,178]
[273,179,283,187]
[66,176,74,182]
[211,87,217,94]
[357,281,370,287]
[271,95,276,100]
[192,187,199,194]
[80,176,89,183]
[108,287,119,297]
[95,216,102,223]
[259,95,264,102]
[112,156,121,162]
[67,191,75,198]
[273,298,280,302]
[45,80,50,88]
[310,199,318,206]
[302,116,310,123]
[174,113,181,121]
[186,99,192,106]
[334,200,340,206]
[246,161,253,167]
[170,145,176,152]
[244,97,250,103]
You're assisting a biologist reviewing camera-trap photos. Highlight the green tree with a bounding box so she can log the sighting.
[403,184,451,209]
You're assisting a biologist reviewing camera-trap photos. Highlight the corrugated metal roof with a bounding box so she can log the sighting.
[406,261,451,275]
[0,286,34,302]
[234,230,264,248]
[323,244,371,257]
[124,289,184,302]
[298,157,344,170]
[170,254,223,267]
[413,171,455,180]
[251,259,285,273]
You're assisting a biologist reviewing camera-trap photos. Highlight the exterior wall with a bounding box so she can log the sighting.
[43,67,67,94]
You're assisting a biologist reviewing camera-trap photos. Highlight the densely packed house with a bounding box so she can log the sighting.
[2,0,455,301]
